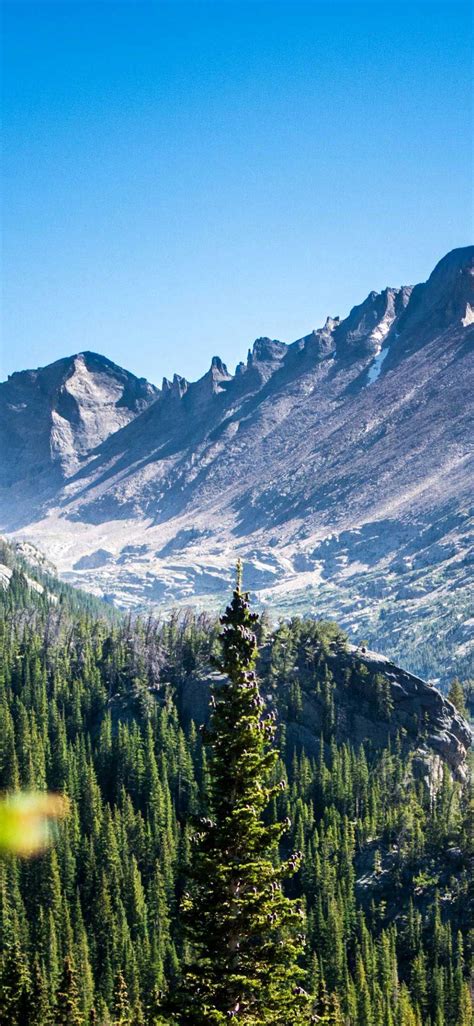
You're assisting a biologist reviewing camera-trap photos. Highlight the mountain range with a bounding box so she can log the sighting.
[1,245,473,678]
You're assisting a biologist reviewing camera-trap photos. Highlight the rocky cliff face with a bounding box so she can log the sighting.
[2,529,470,782]
[391,246,474,353]
[344,648,472,780]
[0,247,472,676]
[177,643,472,782]
[0,351,158,511]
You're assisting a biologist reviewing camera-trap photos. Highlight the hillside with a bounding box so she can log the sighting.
[1,247,473,678]
[0,550,472,1024]
[0,536,471,781]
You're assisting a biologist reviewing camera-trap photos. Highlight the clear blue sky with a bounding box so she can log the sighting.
[2,0,472,386]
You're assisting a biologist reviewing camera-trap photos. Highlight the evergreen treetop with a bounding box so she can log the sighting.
[174,563,312,1025]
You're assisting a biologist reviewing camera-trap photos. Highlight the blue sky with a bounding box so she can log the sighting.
[2,0,472,385]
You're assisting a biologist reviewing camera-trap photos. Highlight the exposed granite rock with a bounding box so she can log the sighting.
[0,351,159,519]
[346,647,472,779]
[177,647,472,782]
[0,248,472,676]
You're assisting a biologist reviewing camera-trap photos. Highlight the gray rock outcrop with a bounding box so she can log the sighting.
[0,248,472,675]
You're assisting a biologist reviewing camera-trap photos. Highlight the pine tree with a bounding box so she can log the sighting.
[28,957,50,1026]
[447,678,467,717]
[112,969,131,1026]
[0,931,30,1026]
[55,955,84,1026]
[173,564,312,1025]
[1,539,473,1025]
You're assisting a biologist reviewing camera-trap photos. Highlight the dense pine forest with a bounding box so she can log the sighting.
[0,545,473,1025]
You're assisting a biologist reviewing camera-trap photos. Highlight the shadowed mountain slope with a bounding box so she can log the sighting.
[1,247,472,675]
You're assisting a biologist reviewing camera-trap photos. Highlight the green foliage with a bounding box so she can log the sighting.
[0,559,472,1025]
[174,571,311,1024]
[447,677,468,717]
[55,955,84,1026]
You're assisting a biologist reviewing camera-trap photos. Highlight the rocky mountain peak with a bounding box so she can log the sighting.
[209,355,230,377]
[185,357,233,408]
[162,373,188,398]
[0,245,472,677]
[323,315,340,332]
[394,245,474,347]
[5,350,159,416]
[335,285,410,360]
[249,338,288,364]
[0,351,159,492]
[238,338,289,390]
[430,244,474,281]
[296,317,340,360]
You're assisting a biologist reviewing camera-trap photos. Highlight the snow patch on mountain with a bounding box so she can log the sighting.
[1,247,473,674]
[462,303,474,327]
[367,346,390,384]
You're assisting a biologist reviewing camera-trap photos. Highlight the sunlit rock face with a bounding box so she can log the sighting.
[178,644,473,783]
[0,351,159,503]
[0,248,472,675]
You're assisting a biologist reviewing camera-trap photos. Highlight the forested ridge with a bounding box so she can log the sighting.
[0,550,473,1025]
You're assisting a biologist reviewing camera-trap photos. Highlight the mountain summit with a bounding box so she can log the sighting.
[0,351,158,500]
[1,247,472,675]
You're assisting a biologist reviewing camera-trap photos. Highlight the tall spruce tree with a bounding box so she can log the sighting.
[1,540,473,1025]
[54,955,84,1026]
[174,564,312,1025]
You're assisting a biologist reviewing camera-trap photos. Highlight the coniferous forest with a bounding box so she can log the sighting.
[0,548,473,1025]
